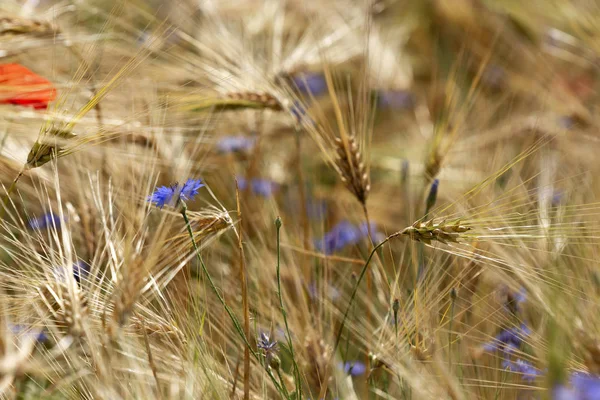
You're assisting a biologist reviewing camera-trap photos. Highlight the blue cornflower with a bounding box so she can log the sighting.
[237,178,278,197]
[340,361,367,376]
[147,178,204,208]
[292,72,327,96]
[553,372,600,400]
[257,332,278,355]
[483,323,530,354]
[502,358,541,383]
[216,136,255,153]
[377,90,415,110]
[314,221,376,255]
[571,372,600,396]
[28,212,62,230]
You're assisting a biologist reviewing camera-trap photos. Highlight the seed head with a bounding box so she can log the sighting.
[401,219,471,245]
[334,136,370,205]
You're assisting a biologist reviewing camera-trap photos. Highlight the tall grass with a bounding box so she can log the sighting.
[1,0,600,399]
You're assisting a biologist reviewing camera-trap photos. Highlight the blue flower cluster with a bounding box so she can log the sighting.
[314,221,375,255]
[483,323,540,382]
[147,178,204,208]
[554,373,600,400]
[483,323,530,354]
[28,212,62,230]
[340,361,367,377]
[502,358,541,383]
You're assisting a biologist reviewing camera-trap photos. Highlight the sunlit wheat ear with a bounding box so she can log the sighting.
[401,219,471,245]
[335,135,370,205]
[26,128,77,169]
[300,66,374,208]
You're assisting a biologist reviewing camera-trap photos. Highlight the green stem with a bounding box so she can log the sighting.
[275,217,302,399]
[181,205,287,398]
[333,233,400,358]
[277,368,290,399]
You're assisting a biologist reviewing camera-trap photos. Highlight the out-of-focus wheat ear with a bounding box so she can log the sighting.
[0,15,57,37]
[183,91,284,112]
[111,257,147,331]
[334,135,370,205]
[424,147,443,184]
[37,278,88,339]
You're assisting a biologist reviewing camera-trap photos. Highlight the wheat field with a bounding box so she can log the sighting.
[0,0,599,399]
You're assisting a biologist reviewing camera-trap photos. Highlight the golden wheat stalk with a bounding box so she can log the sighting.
[401,219,471,245]
[334,135,370,205]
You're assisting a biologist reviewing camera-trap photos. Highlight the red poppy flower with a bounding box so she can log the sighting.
[0,63,56,109]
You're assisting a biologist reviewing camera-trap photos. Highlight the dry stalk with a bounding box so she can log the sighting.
[139,317,164,400]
